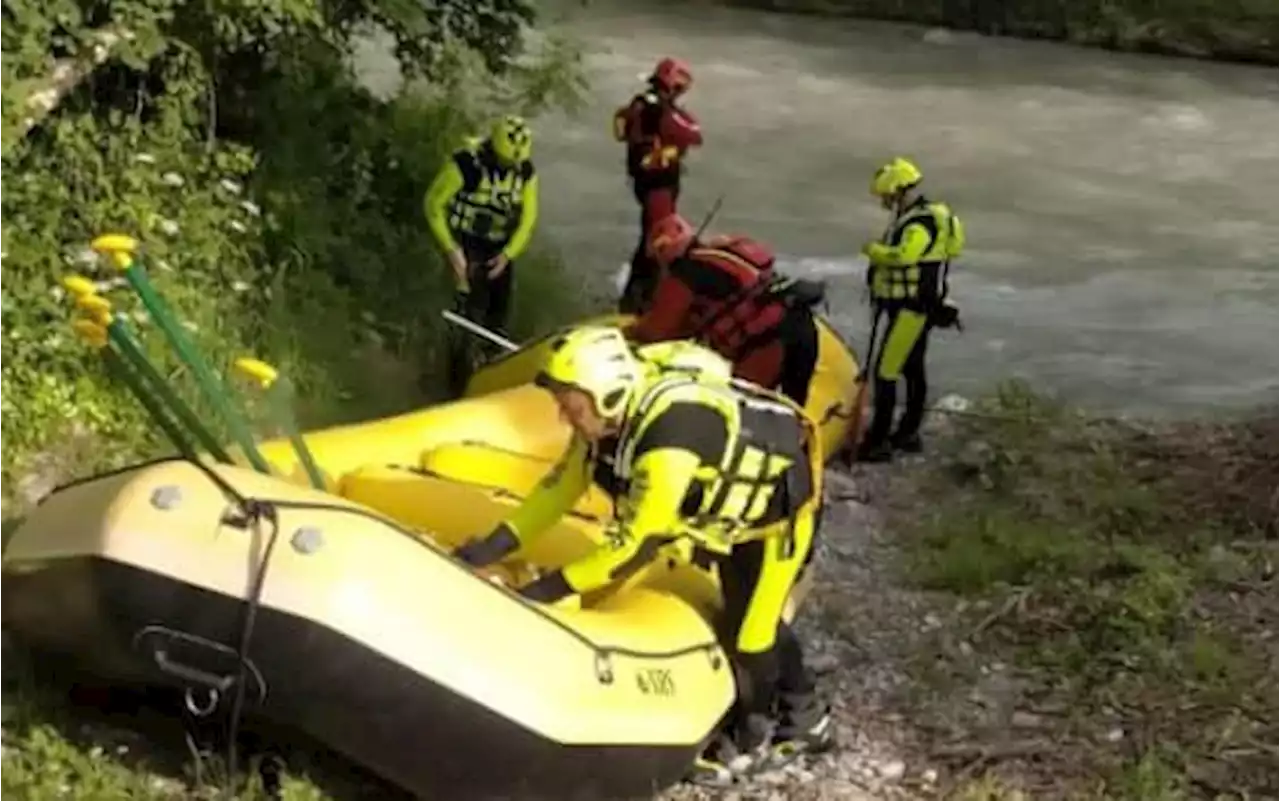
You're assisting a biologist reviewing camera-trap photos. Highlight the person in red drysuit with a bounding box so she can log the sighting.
[613,57,704,315]
[625,214,827,409]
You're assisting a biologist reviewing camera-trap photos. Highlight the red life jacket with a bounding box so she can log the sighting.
[680,236,790,360]
[613,90,702,181]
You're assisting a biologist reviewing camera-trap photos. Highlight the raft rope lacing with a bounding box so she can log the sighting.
[44,452,731,796]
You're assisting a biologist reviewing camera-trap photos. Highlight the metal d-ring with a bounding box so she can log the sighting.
[184,685,220,718]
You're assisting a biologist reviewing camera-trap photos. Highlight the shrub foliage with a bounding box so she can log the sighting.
[1,0,590,500]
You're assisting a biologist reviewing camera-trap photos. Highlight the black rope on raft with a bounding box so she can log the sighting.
[152,458,285,801]
[222,499,283,801]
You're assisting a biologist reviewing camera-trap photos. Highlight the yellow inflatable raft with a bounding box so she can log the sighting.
[1,315,860,801]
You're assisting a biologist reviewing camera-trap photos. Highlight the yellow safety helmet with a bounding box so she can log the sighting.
[490,114,533,165]
[536,326,642,419]
[636,339,733,382]
[870,157,923,197]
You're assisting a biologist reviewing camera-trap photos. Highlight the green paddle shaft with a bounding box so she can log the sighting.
[267,376,326,490]
[101,346,197,461]
[106,319,235,464]
[116,259,271,474]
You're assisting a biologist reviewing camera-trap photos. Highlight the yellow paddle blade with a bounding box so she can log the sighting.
[233,357,279,389]
[71,318,109,349]
[60,275,97,298]
[90,234,139,270]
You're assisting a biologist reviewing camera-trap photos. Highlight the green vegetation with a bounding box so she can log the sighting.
[896,382,1278,800]
[718,0,1278,64]
[2,0,591,793]
[2,648,387,799]
[1,0,591,511]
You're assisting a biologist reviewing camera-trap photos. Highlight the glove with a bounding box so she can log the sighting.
[451,287,470,314]
[931,297,964,331]
[453,523,520,568]
[517,570,574,604]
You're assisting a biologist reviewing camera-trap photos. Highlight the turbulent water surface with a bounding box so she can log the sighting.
[360,0,1280,416]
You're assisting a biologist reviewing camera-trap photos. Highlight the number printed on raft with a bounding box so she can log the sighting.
[635,668,676,697]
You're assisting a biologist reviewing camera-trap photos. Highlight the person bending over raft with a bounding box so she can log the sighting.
[452,326,835,783]
[624,213,826,410]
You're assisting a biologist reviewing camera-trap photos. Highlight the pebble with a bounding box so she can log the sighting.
[877,759,907,782]
[1011,710,1044,729]
[934,393,972,413]
[756,770,789,786]
[921,27,954,45]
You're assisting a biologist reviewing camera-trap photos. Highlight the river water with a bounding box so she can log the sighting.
[362,1,1280,416]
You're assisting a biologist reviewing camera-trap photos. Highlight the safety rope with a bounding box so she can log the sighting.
[163,480,283,801]
[223,499,282,801]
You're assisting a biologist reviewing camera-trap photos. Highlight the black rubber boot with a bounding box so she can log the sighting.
[855,439,894,463]
[768,700,835,768]
[889,430,923,453]
[685,712,773,787]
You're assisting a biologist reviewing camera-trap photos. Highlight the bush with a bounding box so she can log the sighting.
[0,0,591,509]
[720,0,1278,64]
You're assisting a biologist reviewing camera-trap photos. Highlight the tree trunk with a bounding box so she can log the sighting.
[13,26,135,142]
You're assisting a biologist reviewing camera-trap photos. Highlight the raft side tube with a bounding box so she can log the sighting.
[0,460,736,742]
[3,555,725,801]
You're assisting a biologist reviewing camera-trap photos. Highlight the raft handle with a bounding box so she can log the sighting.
[134,625,268,706]
[155,648,236,693]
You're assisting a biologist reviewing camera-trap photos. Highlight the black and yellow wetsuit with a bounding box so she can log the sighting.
[861,195,964,459]
[424,136,540,335]
[457,364,829,753]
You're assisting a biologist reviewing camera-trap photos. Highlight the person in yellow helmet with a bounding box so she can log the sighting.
[853,157,966,463]
[425,115,540,392]
[452,326,834,783]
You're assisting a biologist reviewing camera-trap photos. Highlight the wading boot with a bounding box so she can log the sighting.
[855,438,894,464]
[889,430,923,454]
[763,696,836,769]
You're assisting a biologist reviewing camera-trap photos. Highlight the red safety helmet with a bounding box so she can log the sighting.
[651,57,693,96]
[647,214,697,266]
